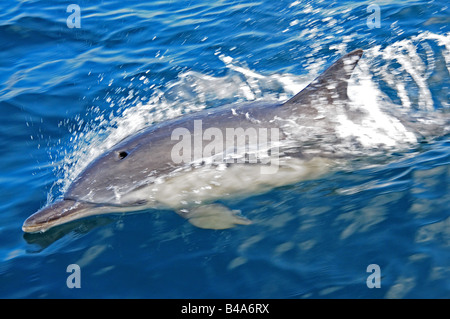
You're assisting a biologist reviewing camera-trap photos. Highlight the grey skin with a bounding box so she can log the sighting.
[23,49,376,233]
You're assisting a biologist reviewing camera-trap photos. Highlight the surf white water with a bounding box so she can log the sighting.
[48,31,449,204]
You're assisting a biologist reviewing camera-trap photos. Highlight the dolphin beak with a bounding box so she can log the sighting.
[22,200,95,233]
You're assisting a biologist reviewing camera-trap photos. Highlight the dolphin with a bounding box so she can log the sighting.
[23,49,376,233]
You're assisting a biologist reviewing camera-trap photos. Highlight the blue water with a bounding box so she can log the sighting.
[1,0,449,298]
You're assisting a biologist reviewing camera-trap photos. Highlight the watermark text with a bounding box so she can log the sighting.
[171,120,280,174]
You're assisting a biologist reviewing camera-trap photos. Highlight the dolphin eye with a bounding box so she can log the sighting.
[118,151,128,160]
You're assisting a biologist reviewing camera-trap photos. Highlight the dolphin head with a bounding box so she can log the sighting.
[62,131,174,205]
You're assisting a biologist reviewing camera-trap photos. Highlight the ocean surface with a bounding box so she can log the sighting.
[0,0,449,298]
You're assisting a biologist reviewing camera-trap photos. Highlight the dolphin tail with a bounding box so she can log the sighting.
[283,49,364,107]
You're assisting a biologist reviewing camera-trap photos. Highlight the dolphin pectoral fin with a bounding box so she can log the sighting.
[179,204,252,230]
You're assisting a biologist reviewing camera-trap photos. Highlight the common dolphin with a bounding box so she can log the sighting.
[23,48,404,233]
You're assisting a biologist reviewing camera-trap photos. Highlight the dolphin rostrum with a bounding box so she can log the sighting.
[23,49,384,233]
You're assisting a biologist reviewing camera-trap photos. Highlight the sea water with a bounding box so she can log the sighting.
[0,0,448,298]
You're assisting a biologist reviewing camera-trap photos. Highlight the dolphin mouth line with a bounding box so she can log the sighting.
[22,221,52,234]
[22,199,149,233]
[22,199,97,233]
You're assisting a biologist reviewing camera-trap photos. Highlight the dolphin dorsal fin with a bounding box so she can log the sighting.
[283,49,363,106]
